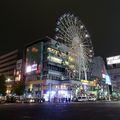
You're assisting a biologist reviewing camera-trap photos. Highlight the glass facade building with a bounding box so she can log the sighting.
[24,37,70,100]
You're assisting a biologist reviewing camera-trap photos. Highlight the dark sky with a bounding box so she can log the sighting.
[1,0,120,58]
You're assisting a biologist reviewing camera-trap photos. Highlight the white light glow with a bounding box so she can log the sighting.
[6,90,11,94]
[58,90,65,94]
[47,91,56,97]
[80,25,84,29]
[27,94,32,98]
[85,34,89,38]
[58,90,69,97]
[26,66,32,73]
[44,95,49,101]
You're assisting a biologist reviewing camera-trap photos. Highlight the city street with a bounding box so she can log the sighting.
[0,102,120,120]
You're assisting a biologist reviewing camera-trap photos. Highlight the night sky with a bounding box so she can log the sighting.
[1,0,120,58]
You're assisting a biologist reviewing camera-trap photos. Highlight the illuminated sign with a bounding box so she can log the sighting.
[81,80,89,83]
[48,56,62,64]
[105,75,111,85]
[81,80,97,86]
[26,66,32,73]
[31,64,37,71]
[107,55,120,65]
[102,74,106,79]
[26,64,38,73]
[15,70,21,81]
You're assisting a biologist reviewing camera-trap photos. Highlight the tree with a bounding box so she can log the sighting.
[14,80,25,96]
[0,75,6,96]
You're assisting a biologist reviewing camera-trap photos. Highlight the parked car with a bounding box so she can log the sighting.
[29,98,35,103]
[77,96,88,102]
[24,98,35,103]
[88,96,97,101]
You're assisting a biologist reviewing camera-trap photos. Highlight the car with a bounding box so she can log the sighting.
[29,98,35,103]
[23,98,35,103]
[77,96,88,102]
[88,96,97,101]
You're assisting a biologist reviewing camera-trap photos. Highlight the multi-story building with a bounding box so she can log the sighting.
[24,37,98,101]
[91,56,107,78]
[0,49,23,94]
[106,55,120,97]
[24,37,70,100]
[91,56,112,98]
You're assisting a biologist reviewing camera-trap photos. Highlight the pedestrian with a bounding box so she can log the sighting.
[68,98,71,102]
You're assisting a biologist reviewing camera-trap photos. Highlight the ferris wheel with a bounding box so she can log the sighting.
[55,13,94,80]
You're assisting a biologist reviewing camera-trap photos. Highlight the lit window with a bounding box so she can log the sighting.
[32,47,38,53]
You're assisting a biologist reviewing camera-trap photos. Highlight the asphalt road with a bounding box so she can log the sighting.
[0,102,120,120]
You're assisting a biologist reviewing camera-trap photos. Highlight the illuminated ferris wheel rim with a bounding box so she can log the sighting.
[54,13,94,80]
[55,13,94,59]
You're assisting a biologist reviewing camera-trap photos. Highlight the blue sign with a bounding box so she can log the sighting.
[105,75,111,85]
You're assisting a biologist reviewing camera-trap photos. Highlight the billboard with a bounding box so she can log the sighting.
[106,55,120,65]
[25,42,42,74]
